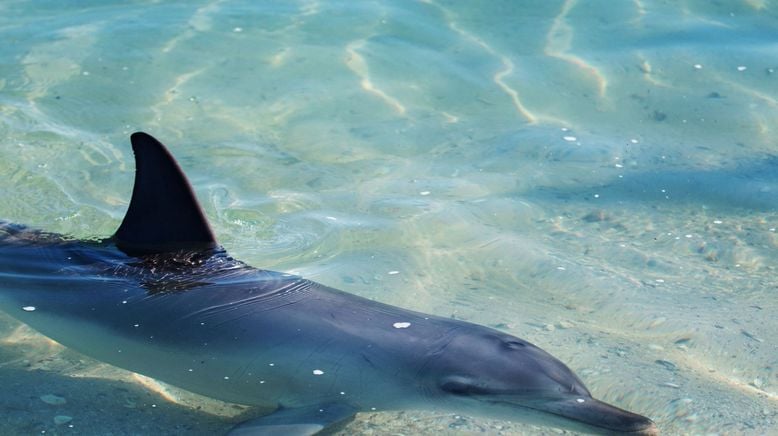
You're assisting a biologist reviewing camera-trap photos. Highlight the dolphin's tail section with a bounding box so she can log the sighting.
[113,132,217,255]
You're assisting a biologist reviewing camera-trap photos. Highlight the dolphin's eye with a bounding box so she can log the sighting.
[440,378,488,396]
[440,380,474,395]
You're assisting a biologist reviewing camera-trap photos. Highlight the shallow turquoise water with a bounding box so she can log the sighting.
[0,0,776,434]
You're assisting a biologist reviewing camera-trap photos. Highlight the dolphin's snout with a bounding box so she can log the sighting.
[634,421,659,436]
[541,397,658,435]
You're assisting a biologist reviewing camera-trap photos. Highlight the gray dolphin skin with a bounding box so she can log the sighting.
[0,132,658,435]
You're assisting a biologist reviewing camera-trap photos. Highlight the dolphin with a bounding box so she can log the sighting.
[0,132,658,435]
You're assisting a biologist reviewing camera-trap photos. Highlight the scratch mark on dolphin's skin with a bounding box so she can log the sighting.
[330,353,350,395]
[344,39,408,116]
[544,0,608,99]
[360,353,376,369]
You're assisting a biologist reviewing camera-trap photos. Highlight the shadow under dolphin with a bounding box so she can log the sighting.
[0,132,658,435]
[527,155,778,212]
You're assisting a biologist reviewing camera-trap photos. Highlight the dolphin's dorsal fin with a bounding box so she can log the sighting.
[114,132,216,255]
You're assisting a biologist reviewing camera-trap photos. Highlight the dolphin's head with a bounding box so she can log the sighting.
[424,328,658,435]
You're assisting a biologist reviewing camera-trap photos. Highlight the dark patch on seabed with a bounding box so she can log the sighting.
[0,333,235,435]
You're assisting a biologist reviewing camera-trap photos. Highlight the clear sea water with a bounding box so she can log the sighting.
[0,0,776,434]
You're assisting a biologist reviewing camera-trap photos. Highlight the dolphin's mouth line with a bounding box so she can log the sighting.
[482,398,653,433]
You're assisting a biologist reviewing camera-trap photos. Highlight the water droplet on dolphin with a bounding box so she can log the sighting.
[393,322,411,329]
[22,306,36,312]
[313,369,324,375]
[577,398,585,403]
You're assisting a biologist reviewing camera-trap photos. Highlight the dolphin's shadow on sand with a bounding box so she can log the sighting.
[525,156,778,212]
[0,321,239,436]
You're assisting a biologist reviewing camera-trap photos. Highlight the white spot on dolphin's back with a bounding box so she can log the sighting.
[393,322,411,329]
[312,369,324,375]
[22,306,36,312]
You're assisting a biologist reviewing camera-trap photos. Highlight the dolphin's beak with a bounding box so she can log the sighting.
[539,397,658,435]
